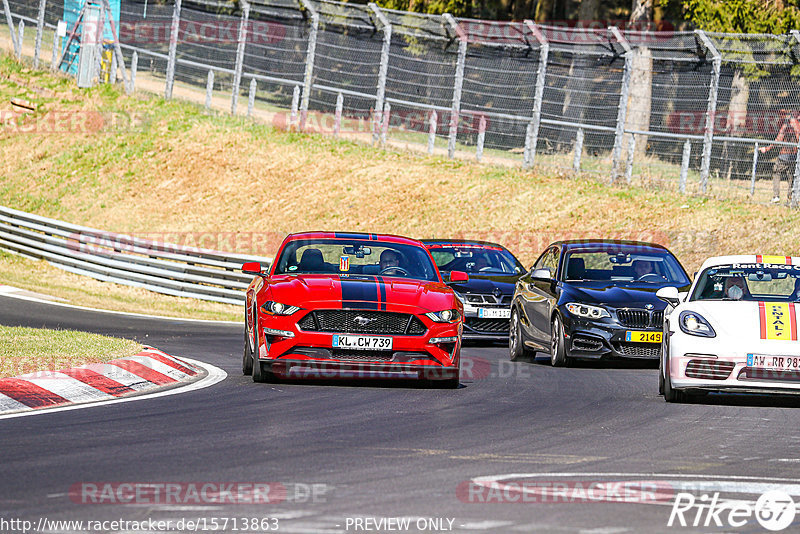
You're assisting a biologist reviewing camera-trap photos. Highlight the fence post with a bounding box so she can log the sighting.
[695,30,721,193]
[609,27,632,183]
[380,102,390,145]
[290,85,300,129]
[443,13,466,159]
[428,110,437,154]
[231,0,250,115]
[792,138,800,208]
[50,29,58,70]
[16,19,23,60]
[679,139,691,193]
[476,114,486,162]
[298,0,318,131]
[131,50,138,90]
[247,78,257,117]
[334,92,343,137]
[625,133,636,183]
[95,2,104,80]
[110,50,117,83]
[3,0,19,58]
[368,3,391,144]
[573,128,584,172]
[98,0,132,94]
[205,69,214,110]
[750,142,759,196]
[165,0,182,100]
[523,20,548,170]
[34,0,46,68]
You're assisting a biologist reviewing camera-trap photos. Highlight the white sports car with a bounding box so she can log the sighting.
[657,255,800,402]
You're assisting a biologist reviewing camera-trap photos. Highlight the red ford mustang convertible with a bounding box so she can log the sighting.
[242,232,467,387]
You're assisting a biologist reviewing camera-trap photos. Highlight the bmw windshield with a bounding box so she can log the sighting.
[273,239,439,282]
[563,249,690,286]
[427,244,524,275]
[691,263,800,302]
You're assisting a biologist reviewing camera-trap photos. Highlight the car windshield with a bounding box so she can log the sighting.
[427,244,524,275]
[691,264,800,302]
[273,239,439,281]
[563,249,690,285]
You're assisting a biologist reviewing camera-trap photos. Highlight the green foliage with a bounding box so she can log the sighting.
[673,0,800,33]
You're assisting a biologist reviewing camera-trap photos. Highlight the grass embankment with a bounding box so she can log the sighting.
[2,52,800,321]
[0,325,141,378]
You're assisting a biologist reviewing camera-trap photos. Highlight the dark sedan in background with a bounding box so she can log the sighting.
[424,239,526,340]
[509,240,691,366]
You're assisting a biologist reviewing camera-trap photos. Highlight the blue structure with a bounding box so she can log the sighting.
[61,0,120,75]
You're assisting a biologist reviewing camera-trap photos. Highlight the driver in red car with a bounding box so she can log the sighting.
[380,249,402,271]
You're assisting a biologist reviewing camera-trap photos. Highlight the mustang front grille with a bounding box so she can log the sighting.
[465,317,509,333]
[617,309,663,328]
[686,359,735,380]
[297,310,427,336]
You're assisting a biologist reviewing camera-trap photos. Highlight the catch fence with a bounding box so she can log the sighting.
[4,0,800,206]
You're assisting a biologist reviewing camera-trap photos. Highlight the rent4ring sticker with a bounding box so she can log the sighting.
[332,335,392,350]
[625,331,662,343]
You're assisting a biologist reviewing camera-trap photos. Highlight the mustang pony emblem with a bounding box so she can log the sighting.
[354,316,378,326]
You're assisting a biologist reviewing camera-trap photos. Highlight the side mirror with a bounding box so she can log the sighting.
[242,262,264,276]
[656,286,681,307]
[447,270,469,284]
[531,268,552,282]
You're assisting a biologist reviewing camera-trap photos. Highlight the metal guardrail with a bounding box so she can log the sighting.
[0,205,271,305]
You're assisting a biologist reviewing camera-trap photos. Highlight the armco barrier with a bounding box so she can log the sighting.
[0,205,271,305]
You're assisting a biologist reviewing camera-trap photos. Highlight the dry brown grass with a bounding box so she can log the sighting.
[1,50,800,293]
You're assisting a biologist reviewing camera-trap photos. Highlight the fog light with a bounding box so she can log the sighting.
[430,336,458,344]
[263,327,295,338]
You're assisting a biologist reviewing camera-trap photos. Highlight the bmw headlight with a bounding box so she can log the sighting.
[425,310,460,323]
[565,303,610,320]
[679,310,716,338]
[261,301,301,315]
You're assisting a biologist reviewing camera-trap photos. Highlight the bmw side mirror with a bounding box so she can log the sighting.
[656,286,681,307]
[447,271,469,284]
[531,268,552,282]
[242,262,265,276]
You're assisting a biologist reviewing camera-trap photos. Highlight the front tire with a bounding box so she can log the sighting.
[242,319,254,376]
[509,308,532,361]
[550,315,568,367]
[662,353,685,403]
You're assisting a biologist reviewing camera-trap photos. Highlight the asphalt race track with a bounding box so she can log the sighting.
[2,294,800,533]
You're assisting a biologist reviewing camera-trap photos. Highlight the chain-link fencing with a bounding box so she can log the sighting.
[4,0,800,207]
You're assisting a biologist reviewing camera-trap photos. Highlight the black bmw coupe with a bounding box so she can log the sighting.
[424,239,525,340]
[509,240,691,365]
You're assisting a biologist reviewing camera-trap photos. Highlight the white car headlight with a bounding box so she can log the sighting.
[426,310,460,323]
[679,310,716,338]
[565,303,610,319]
[261,301,301,315]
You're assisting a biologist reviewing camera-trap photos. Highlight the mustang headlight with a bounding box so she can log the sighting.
[261,301,301,316]
[679,310,716,338]
[565,303,610,320]
[426,310,461,323]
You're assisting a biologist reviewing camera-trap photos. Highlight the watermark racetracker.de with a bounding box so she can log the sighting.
[0,111,150,134]
[462,473,800,531]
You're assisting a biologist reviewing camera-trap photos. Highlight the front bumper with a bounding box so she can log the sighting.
[563,316,662,360]
[667,334,800,394]
[257,311,461,380]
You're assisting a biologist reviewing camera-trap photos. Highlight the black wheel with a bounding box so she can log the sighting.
[242,328,253,376]
[550,315,568,367]
[662,353,685,403]
[242,310,254,376]
[509,308,531,361]
[251,317,275,383]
